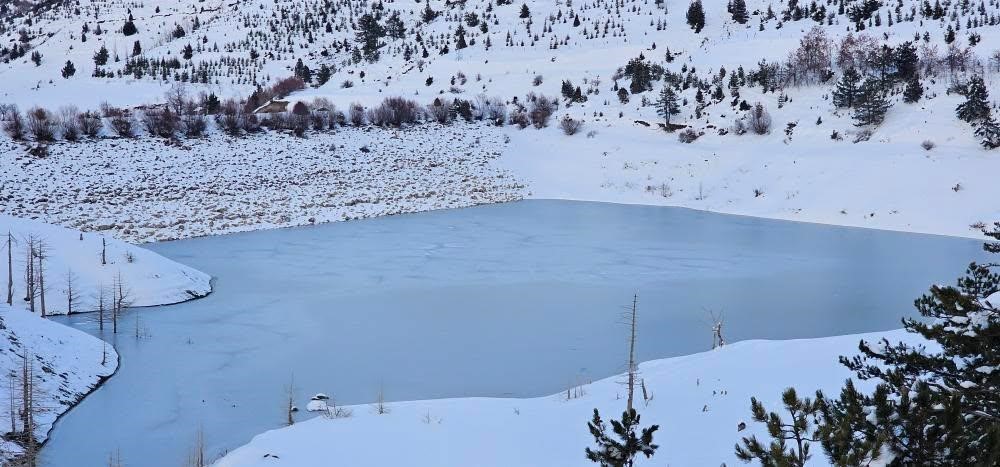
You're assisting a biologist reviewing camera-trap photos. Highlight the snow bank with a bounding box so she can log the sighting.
[0,215,212,314]
[215,329,917,467]
[0,305,118,462]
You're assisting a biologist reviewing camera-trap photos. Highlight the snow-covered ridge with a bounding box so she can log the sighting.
[0,304,119,463]
[214,329,918,467]
[0,215,212,314]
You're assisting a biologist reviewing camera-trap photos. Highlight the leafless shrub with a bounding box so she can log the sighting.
[107,107,135,138]
[558,115,583,135]
[165,83,188,116]
[181,112,207,137]
[475,95,507,125]
[678,128,700,143]
[747,103,772,135]
[732,118,747,135]
[428,98,451,123]
[26,107,55,141]
[310,111,329,131]
[529,95,554,128]
[4,107,25,140]
[291,101,310,116]
[532,75,543,86]
[368,97,422,126]
[78,111,102,137]
[349,103,366,126]
[0,103,16,120]
[271,76,306,98]
[509,105,529,128]
[853,129,872,143]
[218,100,243,136]
[141,107,178,138]
[921,140,935,151]
[58,106,80,141]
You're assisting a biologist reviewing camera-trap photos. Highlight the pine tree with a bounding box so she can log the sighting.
[317,65,332,85]
[356,13,385,62]
[455,25,468,49]
[975,115,1000,149]
[61,60,76,78]
[686,0,706,32]
[585,408,659,467]
[656,85,681,128]
[956,75,991,123]
[894,41,919,80]
[30,50,41,66]
[852,79,891,126]
[93,45,109,66]
[735,388,824,467]
[422,1,439,22]
[132,40,142,57]
[831,68,862,108]
[520,3,531,18]
[902,74,923,103]
[833,225,1000,464]
[123,18,138,36]
[731,0,749,23]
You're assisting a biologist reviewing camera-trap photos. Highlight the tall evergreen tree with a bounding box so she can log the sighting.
[520,3,531,18]
[687,0,705,33]
[975,115,1000,149]
[455,25,468,49]
[956,75,992,123]
[93,45,109,66]
[686,0,706,32]
[61,60,76,78]
[123,18,138,36]
[894,41,919,80]
[355,13,385,62]
[316,64,332,85]
[902,74,923,103]
[655,85,681,128]
[831,68,862,108]
[852,79,891,126]
[585,408,659,467]
[731,0,749,23]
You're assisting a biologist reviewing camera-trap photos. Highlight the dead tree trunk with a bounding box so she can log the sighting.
[627,294,637,413]
[6,231,13,306]
[24,238,35,313]
[65,269,79,315]
[97,285,106,331]
[36,241,47,317]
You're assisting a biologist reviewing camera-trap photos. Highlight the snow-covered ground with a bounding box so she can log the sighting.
[0,304,118,463]
[214,329,915,467]
[0,215,212,313]
[503,90,1000,239]
[0,124,523,243]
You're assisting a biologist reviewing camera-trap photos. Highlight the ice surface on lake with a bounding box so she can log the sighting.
[42,200,986,466]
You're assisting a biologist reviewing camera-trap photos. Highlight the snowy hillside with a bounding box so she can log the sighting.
[0,304,118,463]
[213,329,919,467]
[0,215,212,314]
[2,0,1000,239]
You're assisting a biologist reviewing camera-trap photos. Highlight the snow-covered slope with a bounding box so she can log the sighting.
[214,329,917,467]
[0,304,118,463]
[0,215,212,313]
[2,0,999,240]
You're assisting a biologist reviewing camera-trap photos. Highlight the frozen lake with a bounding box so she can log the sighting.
[43,200,987,466]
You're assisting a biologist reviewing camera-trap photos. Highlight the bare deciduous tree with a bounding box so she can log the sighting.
[64,269,80,314]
